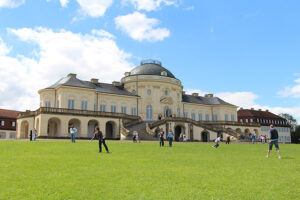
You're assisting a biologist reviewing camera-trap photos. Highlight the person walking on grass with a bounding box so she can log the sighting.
[90,126,109,153]
[251,134,255,144]
[69,123,77,143]
[159,128,165,147]
[167,129,174,147]
[32,128,37,141]
[29,129,33,141]
[267,124,281,159]
[212,135,222,148]
[226,136,230,144]
[132,131,137,143]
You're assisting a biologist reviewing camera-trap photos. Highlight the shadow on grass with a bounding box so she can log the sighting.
[281,156,295,160]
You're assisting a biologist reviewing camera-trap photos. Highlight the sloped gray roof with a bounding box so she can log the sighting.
[129,63,176,78]
[182,95,235,106]
[45,76,137,97]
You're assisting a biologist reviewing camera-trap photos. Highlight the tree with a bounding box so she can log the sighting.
[279,113,297,131]
[291,125,300,144]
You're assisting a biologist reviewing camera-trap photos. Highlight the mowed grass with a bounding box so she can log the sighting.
[0,140,299,200]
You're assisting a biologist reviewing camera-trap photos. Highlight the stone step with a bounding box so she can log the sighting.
[125,122,156,140]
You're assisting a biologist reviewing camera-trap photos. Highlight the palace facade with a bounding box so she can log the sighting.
[16,60,290,142]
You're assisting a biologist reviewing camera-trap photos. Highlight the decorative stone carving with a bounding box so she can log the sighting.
[160,97,173,104]
[120,121,130,137]
[146,123,156,136]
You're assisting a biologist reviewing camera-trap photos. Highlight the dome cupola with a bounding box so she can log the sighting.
[128,59,176,78]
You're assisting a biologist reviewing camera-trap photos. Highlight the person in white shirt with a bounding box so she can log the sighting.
[32,128,37,141]
[212,135,222,148]
[132,131,137,143]
[69,123,77,143]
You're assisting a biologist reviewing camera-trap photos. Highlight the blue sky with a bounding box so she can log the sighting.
[0,0,300,122]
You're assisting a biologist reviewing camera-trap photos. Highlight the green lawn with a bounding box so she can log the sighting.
[0,140,299,200]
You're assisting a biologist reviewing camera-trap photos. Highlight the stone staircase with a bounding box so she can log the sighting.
[123,118,251,141]
[124,121,157,141]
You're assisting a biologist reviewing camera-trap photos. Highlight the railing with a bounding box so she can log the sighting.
[149,117,260,129]
[18,107,141,120]
[141,59,162,66]
[148,117,259,140]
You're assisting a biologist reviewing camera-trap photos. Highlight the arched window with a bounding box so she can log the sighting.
[164,106,169,117]
[146,105,152,121]
[147,89,151,95]
[132,90,136,95]
[165,90,168,96]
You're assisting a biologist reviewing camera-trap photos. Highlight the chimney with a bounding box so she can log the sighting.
[182,91,186,95]
[91,78,99,84]
[240,107,243,110]
[68,73,77,78]
[266,109,269,112]
[259,109,262,111]
[205,94,214,98]
[124,72,130,76]
[251,108,254,110]
[112,81,120,86]
[192,93,199,97]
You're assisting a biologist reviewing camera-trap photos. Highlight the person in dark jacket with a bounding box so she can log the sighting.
[159,128,164,147]
[226,136,230,144]
[29,130,33,141]
[90,126,109,153]
[267,124,281,159]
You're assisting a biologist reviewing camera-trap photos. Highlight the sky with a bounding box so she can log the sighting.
[0,0,300,123]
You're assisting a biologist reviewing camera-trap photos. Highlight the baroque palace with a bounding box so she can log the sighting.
[16,60,291,142]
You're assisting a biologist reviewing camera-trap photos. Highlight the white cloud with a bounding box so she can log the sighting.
[0,38,11,56]
[278,78,300,98]
[122,0,177,11]
[91,29,115,39]
[186,89,300,123]
[59,0,69,7]
[115,12,170,42]
[216,92,258,108]
[76,0,113,17]
[185,89,258,108]
[184,6,194,11]
[0,27,132,111]
[0,0,25,8]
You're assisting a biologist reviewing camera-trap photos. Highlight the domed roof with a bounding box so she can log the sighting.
[129,60,176,78]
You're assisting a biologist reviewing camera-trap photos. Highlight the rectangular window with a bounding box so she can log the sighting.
[12,121,16,127]
[45,101,51,108]
[191,113,196,120]
[240,119,243,123]
[250,119,253,123]
[245,119,249,123]
[68,99,75,109]
[56,100,59,108]
[111,105,117,113]
[184,112,188,118]
[10,132,16,139]
[205,114,210,121]
[177,108,180,117]
[81,100,88,110]
[121,106,127,114]
[225,114,229,121]
[212,114,218,121]
[0,132,6,139]
[198,113,203,121]
[231,114,235,121]
[1,121,4,126]
[100,104,106,112]
[131,107,137,116]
